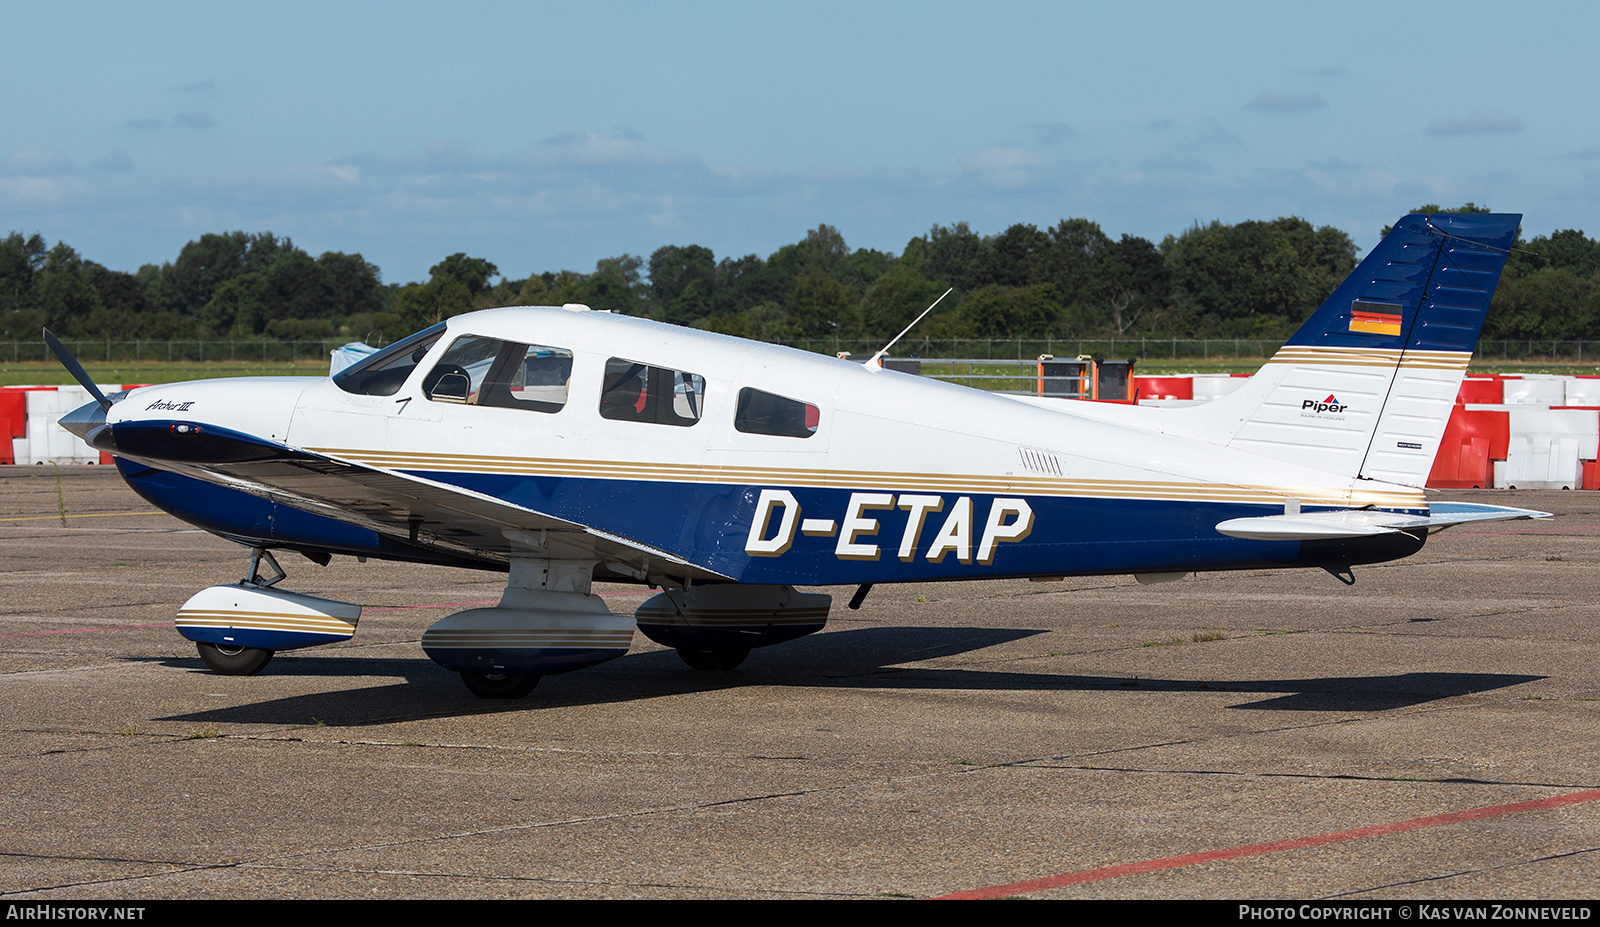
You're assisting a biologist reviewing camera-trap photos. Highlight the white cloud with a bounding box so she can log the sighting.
[1027,122,1076,145]
[1426,111,1523,136]
[0,175,89,204]
[5,145,74,175]
[950,147,1049,190]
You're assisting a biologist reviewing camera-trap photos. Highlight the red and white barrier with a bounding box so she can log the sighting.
[2,385,120,465]
[1130,371,1600,490]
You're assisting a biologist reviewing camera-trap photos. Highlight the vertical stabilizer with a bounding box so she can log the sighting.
[1162,213,1520,486]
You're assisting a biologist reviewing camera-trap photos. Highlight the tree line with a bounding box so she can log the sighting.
[4,206,1597,350]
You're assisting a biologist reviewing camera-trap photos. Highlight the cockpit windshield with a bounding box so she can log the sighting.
[332,322,447,396]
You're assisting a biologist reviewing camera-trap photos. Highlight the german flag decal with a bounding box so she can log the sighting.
[1349,300,1403,336]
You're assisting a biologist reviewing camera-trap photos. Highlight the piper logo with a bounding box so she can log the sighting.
[1302,394,1347,414]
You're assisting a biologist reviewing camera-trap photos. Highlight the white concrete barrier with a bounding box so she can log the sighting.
[1565,377,1600,406]
[1190,376,1248,400]
[1502,376,1567,406]
[18,386,119,465]
[1500,408,1599,490]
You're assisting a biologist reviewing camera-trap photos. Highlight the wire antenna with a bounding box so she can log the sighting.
[865,287,953,370]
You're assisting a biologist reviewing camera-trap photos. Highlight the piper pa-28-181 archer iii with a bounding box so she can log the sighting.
[52,212,1547,698]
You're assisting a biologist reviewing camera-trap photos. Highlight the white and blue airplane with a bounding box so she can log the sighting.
[53,212,1546,698]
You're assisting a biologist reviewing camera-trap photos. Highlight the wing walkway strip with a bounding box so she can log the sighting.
[935,788,1600,899]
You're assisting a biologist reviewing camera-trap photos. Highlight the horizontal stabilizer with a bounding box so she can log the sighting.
[1215,502,1551,541]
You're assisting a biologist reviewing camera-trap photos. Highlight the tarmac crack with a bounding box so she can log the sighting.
[0,852,230,899]
[1321,844,1600,898]
[224,862,877,897]
[998,763,1590,792]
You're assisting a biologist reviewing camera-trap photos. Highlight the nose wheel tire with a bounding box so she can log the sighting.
[196,642,275,676]
[459,672,541,699]
[677,648,750,672]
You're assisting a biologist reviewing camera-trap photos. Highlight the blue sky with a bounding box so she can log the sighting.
[4,1,1595,283]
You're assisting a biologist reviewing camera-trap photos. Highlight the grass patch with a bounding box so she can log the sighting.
[185,728,220,740]
[1,359,331,387]
[1142,637,1185,647]
[1191,630,1227,642]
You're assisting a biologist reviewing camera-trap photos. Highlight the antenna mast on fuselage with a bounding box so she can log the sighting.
[863,287,953,370]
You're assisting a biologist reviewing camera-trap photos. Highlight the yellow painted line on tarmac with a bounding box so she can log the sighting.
[0,511,166,522]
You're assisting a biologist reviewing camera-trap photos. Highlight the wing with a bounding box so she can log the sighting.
[106,419,730,583]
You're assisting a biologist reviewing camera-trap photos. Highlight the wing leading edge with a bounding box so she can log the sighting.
[101,418,731,583]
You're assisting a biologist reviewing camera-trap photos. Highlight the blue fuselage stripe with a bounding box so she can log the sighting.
[406,469,1415,583]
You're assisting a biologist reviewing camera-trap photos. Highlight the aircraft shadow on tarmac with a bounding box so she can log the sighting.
[154,626,1545,727]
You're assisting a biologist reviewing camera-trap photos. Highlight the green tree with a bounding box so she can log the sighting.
[978,223,1050,288]
[584,254,647,315]
[1163,217,1355,337]
[960,283,1059,338]
[1485,268,1600,341]
[154,231,295,317]
[714,253,786,317]
[429,253,498,295]
[36,243,102,334]
[789,269,859,337]
[648,244,717,325]
[859,265,940,340]
[911,222,985,292]
[0,232,47,337]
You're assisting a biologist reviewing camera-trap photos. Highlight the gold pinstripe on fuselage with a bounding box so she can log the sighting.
[304,447,1428,510]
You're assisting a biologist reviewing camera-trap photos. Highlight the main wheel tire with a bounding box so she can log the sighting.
[677,647,750,672]
[196,642,275,676]
[459,671,540,699]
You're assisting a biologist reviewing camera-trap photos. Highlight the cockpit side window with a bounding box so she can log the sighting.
[332,322,447,396]
[599,358,705,426]
[425,335,572,413]
[734,388,819,438]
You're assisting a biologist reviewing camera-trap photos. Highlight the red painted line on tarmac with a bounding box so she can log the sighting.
[937,788,1600,899]
[0,623,168,638]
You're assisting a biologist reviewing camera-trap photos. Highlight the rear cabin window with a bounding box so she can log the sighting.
[332,322,447,396]
[599,358,705,426]
[425,336,572,413]
[734,388,819,438]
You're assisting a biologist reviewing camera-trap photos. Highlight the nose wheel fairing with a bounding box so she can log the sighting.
[175,583,362,652]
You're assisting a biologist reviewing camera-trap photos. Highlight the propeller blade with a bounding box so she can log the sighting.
[42,329,113,412]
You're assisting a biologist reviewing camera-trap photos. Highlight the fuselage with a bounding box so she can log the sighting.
[100,306,1430,586]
